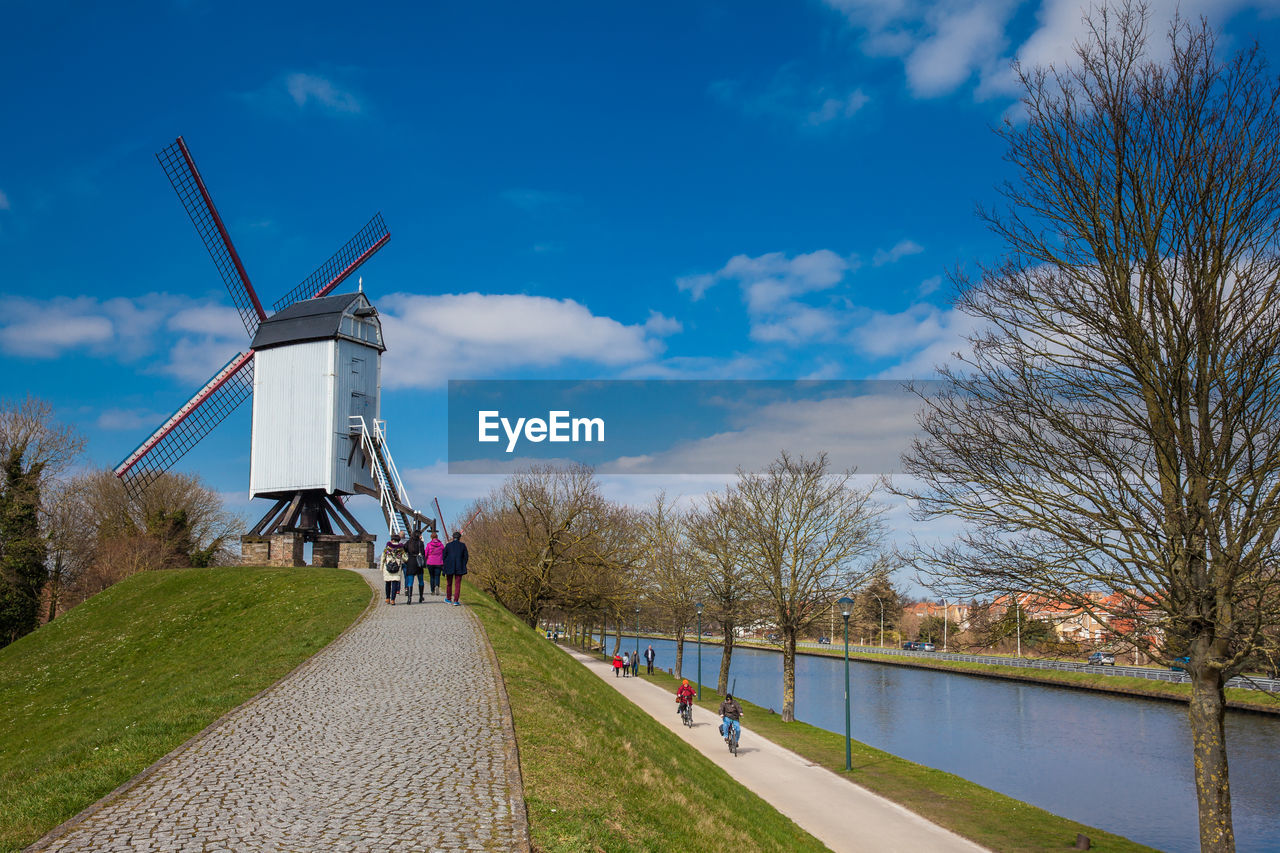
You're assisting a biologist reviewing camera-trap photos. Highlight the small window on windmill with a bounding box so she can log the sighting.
[351,356,364,377]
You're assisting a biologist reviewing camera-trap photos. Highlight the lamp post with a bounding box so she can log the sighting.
[1015,595,1022,658]
[634,605,641,660]
[838,596,854,771]
[695,602,704,700]
[942,599,949,652]
[871,593,885,648]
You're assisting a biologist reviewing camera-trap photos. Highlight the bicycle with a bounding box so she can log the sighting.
[724,718,740,756]
[680,701,693,728]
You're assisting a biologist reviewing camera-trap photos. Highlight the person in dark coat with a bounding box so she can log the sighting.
[404,530,426,604]
[644,644,656,674]
[442,531,469,606]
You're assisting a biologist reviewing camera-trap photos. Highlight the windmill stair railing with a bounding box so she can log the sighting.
[349,416,434,538]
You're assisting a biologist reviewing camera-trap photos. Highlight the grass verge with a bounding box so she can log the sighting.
[466,584,828,853]
[624,663,1155,853]
[0,566,369,853]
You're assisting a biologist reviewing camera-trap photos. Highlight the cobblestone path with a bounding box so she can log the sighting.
[31,571,528,852]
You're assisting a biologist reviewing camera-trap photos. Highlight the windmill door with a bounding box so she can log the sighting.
[350,356,374,425]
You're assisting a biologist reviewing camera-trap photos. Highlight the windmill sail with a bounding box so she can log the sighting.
[114,352,255,500]
[272,213,391,311]
[156,137,268,337]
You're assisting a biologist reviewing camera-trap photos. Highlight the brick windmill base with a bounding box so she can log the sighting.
[241,491,376,569]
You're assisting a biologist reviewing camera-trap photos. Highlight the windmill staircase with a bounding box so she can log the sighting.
[349,416,436,538]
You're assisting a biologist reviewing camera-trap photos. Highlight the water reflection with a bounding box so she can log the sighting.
[604,635,1280,853]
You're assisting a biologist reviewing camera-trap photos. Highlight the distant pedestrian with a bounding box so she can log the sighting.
[644,644,656,674]
[612,653,623,677]
[424,530,445,596]
[380,533,406,605]
[622,651,630,676]
[404,530,426,604]
[442,531,469,606]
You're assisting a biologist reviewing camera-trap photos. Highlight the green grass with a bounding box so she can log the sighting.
[465,585,828,853]
[624,665,1156,853]
[0,566,369,853]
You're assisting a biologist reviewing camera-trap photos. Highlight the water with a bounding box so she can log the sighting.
[614,635,1280,852]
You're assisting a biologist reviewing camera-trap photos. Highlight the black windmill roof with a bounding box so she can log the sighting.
[250,292,385,352]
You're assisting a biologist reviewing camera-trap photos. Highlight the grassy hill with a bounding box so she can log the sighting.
[0,566,369,852]
[466,585,827,853]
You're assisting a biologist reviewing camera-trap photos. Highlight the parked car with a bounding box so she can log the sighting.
[817,637,831,645]
[1171,656,1190,672]
[901,641,920,650]
[1088,651,1116,666]
[766,633,780,642]
[919,642,936,652]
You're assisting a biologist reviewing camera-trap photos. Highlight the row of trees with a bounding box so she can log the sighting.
[0,396,242,647]
[464,452,888,723]
[475,8,1277,845]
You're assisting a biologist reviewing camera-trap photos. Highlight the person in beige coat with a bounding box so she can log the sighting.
[380,533,407,604]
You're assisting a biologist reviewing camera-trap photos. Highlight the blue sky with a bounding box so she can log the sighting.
[3,0,1280,544]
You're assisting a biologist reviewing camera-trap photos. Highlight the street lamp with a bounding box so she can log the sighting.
[634,605,641,660]
[695,602,704,700]
[871,593,885,648]
[838,596,854,772]
[942,599,949,652]
[1015,594,1022,658]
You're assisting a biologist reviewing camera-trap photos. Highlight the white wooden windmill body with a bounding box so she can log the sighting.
[248,293,384,498]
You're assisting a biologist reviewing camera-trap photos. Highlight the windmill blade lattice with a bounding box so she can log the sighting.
[114,352,255,501]
[157,138,268,337]
[273,213,391,311]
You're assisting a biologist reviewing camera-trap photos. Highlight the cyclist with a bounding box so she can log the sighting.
[719,693,743,744]
[676,679,696,717]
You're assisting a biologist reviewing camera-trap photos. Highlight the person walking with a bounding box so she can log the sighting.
[631,651,640,677]
[644,644,656,674]
[379,533,406,605]
[612,653,624,677]
[403,530,426,604]
[424,530,445,596]
[442,531,469,606]
[622,651,630,677]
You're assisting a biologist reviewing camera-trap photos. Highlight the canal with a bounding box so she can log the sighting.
[608,635,1280,852]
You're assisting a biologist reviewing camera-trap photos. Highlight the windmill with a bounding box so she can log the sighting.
[114,137,433,569]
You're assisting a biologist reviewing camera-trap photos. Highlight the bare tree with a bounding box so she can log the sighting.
[642,493,701,679]
[688,489,754,694]
[734,452,884,722]
[900,8,1280,850]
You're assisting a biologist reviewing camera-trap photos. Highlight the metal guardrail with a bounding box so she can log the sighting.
[790,641,1280,693]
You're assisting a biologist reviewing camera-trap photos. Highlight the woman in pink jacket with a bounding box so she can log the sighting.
[424,530,446,596]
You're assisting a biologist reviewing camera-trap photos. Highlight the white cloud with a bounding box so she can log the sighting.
[678,249,858,345]
[851,303,986,377]
[826,0,1278,100]
[285,73,362,115]
[710,65,871,128]
[873,239,924,266]
[0,189,9,210]
[96,407,164,431]
[0,294,251,382]
[918,275,943,296]
[377,292,675,388]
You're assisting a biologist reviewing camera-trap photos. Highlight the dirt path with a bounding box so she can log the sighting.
[565,647,987,853]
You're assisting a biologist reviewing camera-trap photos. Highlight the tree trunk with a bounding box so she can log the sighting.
[612,618,622,656]
[1189,666,1236,852]
[674,630,685,680]
[782,628,797,722]
[717,620,735,695]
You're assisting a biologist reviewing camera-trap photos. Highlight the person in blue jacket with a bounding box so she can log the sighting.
[442,531,469,606]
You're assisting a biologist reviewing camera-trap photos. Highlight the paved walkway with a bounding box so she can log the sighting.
[566,648,987,853]
[31,572,528,852]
